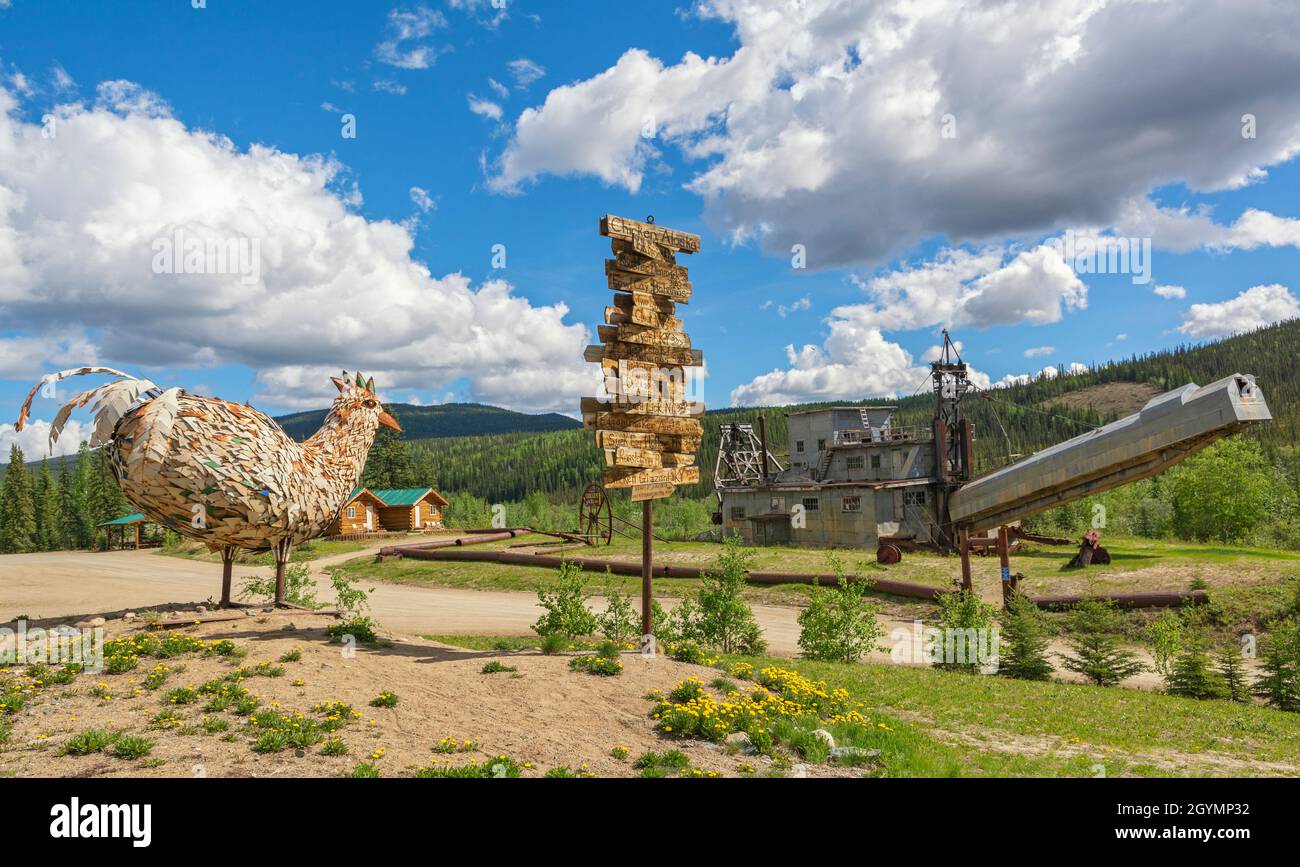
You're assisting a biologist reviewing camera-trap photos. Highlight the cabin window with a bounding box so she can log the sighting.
[904,490,927,506]
[842,431,859,443]
[801,497,820,512]
[870,454,881,469]
[770,496,785,512]
[846,456,864,470]
[842,496,861,512]
[730,507,746,520]
[346,506,356,518]
[795,440,805,453]
[817,438,826,451]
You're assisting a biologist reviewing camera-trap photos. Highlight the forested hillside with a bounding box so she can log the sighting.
[411,319,1300,502]
[3,319,1296,553]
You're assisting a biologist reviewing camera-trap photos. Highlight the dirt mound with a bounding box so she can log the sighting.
[0,614,818,778]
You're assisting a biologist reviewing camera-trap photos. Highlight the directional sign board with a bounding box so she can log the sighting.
[581,215,704,501]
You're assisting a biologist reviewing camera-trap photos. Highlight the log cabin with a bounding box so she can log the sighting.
[327,486,447,537]
[369,487,448,532]
[328,489,388,536]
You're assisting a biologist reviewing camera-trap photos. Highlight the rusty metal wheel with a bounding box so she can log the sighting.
[876,543,902,565]
[578,483,613,546]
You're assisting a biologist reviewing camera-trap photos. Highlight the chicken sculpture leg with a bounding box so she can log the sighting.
[15,368,400,607]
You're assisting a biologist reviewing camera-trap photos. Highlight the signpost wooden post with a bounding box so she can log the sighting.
[581,214,704,651]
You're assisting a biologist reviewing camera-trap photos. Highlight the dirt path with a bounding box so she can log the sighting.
[0,548,1168,687]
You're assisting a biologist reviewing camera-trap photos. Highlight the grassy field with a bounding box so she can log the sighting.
[163,537,384,567]
[336,532,1300,631]
[427,633,1300,777]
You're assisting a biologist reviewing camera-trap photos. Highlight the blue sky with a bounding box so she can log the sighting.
[2,0,1299,458]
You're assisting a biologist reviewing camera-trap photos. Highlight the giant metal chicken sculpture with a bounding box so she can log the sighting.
[14,367,400,607]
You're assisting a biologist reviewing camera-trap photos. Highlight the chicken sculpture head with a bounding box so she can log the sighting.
[329,371,402,435]
[14,366,403,606]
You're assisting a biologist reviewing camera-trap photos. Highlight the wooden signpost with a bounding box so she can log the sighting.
[581,214,704,643]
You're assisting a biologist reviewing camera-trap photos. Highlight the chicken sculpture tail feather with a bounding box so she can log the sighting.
[15,366,162,450]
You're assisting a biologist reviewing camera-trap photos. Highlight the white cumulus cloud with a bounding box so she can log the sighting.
[489,0,1300,267]
[0,80,597,416]
[1177,284,1300,338]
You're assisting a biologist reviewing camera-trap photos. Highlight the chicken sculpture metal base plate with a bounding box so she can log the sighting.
[15,368,400,606]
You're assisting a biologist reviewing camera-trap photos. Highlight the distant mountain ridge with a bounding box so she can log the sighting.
[272,402,581,442]
[5,321,1298,497]
[406,319,1300,502]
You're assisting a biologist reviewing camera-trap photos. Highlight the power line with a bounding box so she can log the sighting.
[971,385,1102,432]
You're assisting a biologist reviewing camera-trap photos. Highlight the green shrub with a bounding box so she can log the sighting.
[569,654,622,676]
[597,580,640,646]
[162,687,198,705]
[241,561,318,608]
[669,677,705,702]
[1148,610,1182,677]
[111,736,155,759]
[539,633,568,655]
[933,590,998,674]
[416,755,522,778]
[796,553,881,663]
[544,766,579,778]
[532,561,598,641]
[253,730,290,753]
[327,617,378,645]
[480,661,517,674]
[668,641,705,664]
[59,728,118,756]
[279,648,302,663]
[369,691,400,708]
[695,536,766,654]
[150,710,185,730]
[329,567,373,619]
[347,762,381,778]
[202,717,229,734]
[321,737,348,756]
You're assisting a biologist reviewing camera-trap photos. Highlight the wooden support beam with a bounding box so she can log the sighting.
[642,499,654,642]
[997,526,1012,607]
[959,529,972,592]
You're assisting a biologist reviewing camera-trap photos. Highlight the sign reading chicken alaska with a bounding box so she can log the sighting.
[581,215,704,501]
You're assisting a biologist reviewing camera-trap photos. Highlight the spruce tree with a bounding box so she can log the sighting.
[34,459,62,551]
[87,448,130,549]
[998,592,1056,680]
[67,443,96,549]
[1057,599,1146,686]
[362,406,416,489]
[0,444,37,553]
[1215,642,1251,703]
[1164,632,1228,699]
[57,461,77,549]
[1252,621,1300,712]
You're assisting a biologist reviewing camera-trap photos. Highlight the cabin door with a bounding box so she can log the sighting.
[365,507,374,531]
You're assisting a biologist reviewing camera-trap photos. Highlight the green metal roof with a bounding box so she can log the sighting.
[343,487,444,507]
[99,513,146,526]
[369,487,434,506]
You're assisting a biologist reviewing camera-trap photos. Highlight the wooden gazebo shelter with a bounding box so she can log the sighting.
[98,513,155,550]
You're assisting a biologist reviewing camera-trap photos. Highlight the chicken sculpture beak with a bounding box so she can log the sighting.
[379,410,402,432]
